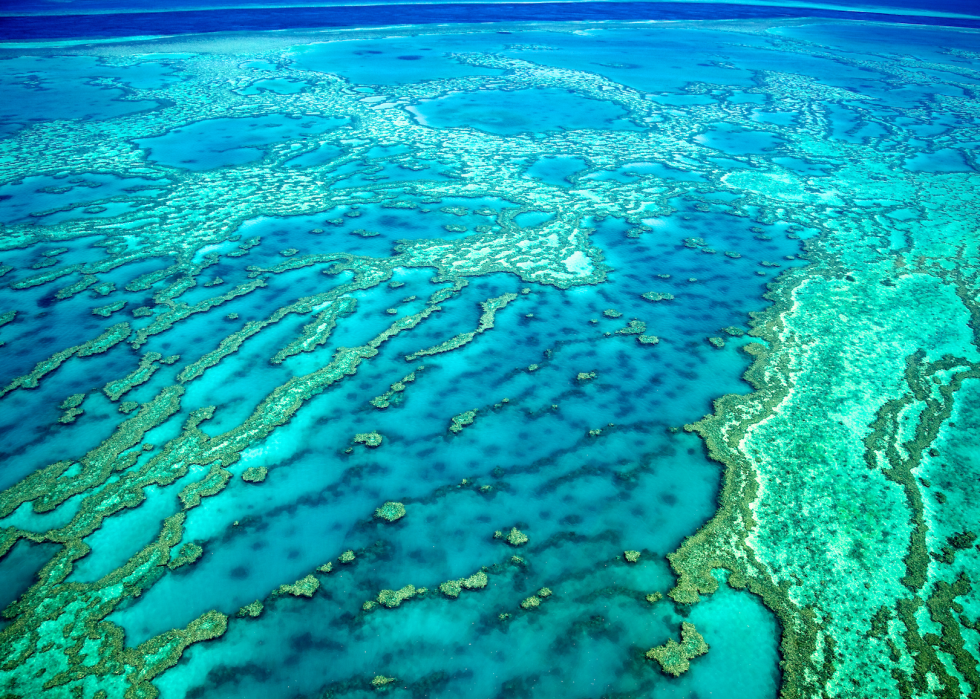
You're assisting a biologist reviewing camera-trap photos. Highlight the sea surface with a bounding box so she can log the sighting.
[0,3,977,699]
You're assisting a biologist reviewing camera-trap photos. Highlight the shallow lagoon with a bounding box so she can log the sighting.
[0,55,165,134]
[292,37,506,84]
[137,114,350,170]
[410,87,640,134]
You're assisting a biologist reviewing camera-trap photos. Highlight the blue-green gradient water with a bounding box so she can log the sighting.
[0,7,977,699]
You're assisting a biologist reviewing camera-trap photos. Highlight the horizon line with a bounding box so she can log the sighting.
[1,0,977,21]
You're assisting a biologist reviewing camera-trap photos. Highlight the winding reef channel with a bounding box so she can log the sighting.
[0,15,978,699]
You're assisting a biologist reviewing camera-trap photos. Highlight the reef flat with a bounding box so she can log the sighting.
[0,16,977,699]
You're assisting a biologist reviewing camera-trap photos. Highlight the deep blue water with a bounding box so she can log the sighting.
[1,0,978,16]
[1,2,979,41]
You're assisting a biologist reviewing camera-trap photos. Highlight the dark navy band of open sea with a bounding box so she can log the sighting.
[2,2,980,41]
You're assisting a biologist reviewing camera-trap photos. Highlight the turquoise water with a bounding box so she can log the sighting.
[524,155,588,187]
[410,88,641,135]
[0,173,168,224]
[0,12,978,699]
[292,37,505,84]
[0,55,165,134]
[136,114,350,169]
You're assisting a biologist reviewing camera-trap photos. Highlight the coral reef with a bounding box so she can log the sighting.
[645,622,709,677]
[353,431,383,448]
[377,585,417,608]
[237,601,264,618]
[0,16,976,699]
[449,410,477,434]
[374,501,407,522]
[505,528,529,546]
[168,542,203,571]
[439,571,488,598]
[242,466,268,483]
[372,675,396,689]
[276,575,320,598]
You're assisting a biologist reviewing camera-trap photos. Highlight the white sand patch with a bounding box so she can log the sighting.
[564,250,592,276]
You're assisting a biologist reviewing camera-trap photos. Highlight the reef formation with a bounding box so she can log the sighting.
[0,15,976,699]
